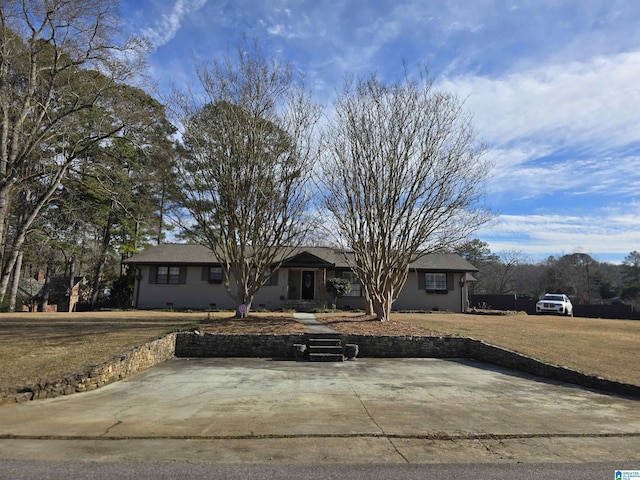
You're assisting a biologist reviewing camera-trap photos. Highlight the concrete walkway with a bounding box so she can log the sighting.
[293,312,338,334]
[0,357,638,465]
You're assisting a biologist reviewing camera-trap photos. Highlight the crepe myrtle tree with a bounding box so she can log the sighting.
[171,41,321,317]
[319,70,493,321]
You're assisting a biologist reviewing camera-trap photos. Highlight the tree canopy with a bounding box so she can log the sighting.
[319,72,493,320]
[171,41,320,315]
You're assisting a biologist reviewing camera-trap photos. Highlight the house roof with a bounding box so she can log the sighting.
[124,244,478,272]
[123,243,219,265]
[18,278,45,299]
[17,276,85,301]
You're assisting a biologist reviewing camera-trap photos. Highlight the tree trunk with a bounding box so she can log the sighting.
[0,228,28,302]
[235,282,253,318]
[371,289,392,322]
[39,266,52,312]
[364,296,374,316]
[0,185,12,279]
[8,249,23,312]
[91,214,113,308]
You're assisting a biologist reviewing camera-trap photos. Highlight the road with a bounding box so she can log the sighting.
[2,460,638,480]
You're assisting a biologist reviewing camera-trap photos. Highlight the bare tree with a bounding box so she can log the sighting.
[0,0,148,305]
[482,249,525,294]
[319,71,493,321]
[170,41,320,316]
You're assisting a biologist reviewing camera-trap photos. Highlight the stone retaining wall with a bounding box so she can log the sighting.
[4,331,638,405]
[466,340,640,398]
[174,332,640,397]
[341,334,469,358]
[175,333,306,358]
[2,334,177,405]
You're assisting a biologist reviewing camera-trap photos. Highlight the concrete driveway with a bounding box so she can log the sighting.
[0,358,638,464]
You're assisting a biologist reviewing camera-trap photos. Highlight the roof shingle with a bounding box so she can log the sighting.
[123,244,478,272]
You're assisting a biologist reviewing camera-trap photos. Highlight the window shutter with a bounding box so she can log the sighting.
[269,269,279,286]
[417,271,425,290]
[201,266,210,281]
[447,273,454,291]
[149,266,157,284]
[179,266,187,284]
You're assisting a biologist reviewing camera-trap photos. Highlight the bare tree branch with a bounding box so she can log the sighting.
[319,70,494,320]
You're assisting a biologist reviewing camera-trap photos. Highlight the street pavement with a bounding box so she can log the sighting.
[0,357,638,465]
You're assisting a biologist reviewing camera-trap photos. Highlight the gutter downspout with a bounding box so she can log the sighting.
[134,267,142,309]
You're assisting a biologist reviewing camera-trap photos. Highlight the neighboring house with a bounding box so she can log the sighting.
[17,271,86,312]
[123,244,478,313]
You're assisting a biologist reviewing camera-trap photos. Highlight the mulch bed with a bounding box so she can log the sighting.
[199,315,307,335]
[199,313,441,336]
[316,314,442,336]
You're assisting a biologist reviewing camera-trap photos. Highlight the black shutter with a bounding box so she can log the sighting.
[447,273,454,291]
[149,266,157,284]
[417,270,425,290]
[270,269,279,286]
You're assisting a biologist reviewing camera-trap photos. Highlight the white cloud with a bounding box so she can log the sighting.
[141,0,207,49]
[441,50,640,150]
[478,203,640,262]
[438,50,640,202]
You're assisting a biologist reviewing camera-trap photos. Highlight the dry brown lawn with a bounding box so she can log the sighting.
[317,312,640,386]
[0,310,638,398]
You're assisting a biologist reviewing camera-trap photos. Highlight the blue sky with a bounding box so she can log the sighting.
[119,0,640,264]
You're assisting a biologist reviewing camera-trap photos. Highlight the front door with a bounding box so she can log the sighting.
[301,270,315,300]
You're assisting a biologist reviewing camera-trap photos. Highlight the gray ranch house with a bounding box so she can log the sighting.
[123,244,477,313]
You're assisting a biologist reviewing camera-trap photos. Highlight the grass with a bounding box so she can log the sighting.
[0,310,638,398]
[0,311,213,395]
[395,312,640,386]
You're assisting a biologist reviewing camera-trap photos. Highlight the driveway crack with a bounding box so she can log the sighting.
[100,420,122,437]
[340,372,409,463]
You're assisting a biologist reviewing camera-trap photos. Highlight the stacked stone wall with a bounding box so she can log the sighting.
[174,333,306,358]
[174,333,640,397]
[4,332,639,404]
[2,334,176,405]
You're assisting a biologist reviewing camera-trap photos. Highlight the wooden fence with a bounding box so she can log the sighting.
[470,294,640,320]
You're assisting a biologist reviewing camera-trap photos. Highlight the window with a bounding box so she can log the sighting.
[342,271,362,297]
[157,266,180,284]
[425,273,447,291]
[208,266,223,283]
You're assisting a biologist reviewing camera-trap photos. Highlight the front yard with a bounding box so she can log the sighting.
[1,310,638,398]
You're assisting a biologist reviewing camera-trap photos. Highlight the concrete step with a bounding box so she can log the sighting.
[308,338,342,347]
[304,332,342,341]
[298,333,346,362]
[307,334,344,362]
[309,345,343,354]
[308,352,345,362]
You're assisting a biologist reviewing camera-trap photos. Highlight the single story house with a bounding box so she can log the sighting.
[18,272,86,312]
[123,244,478,313]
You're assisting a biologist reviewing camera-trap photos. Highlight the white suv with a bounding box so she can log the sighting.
[536,293,573,316]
